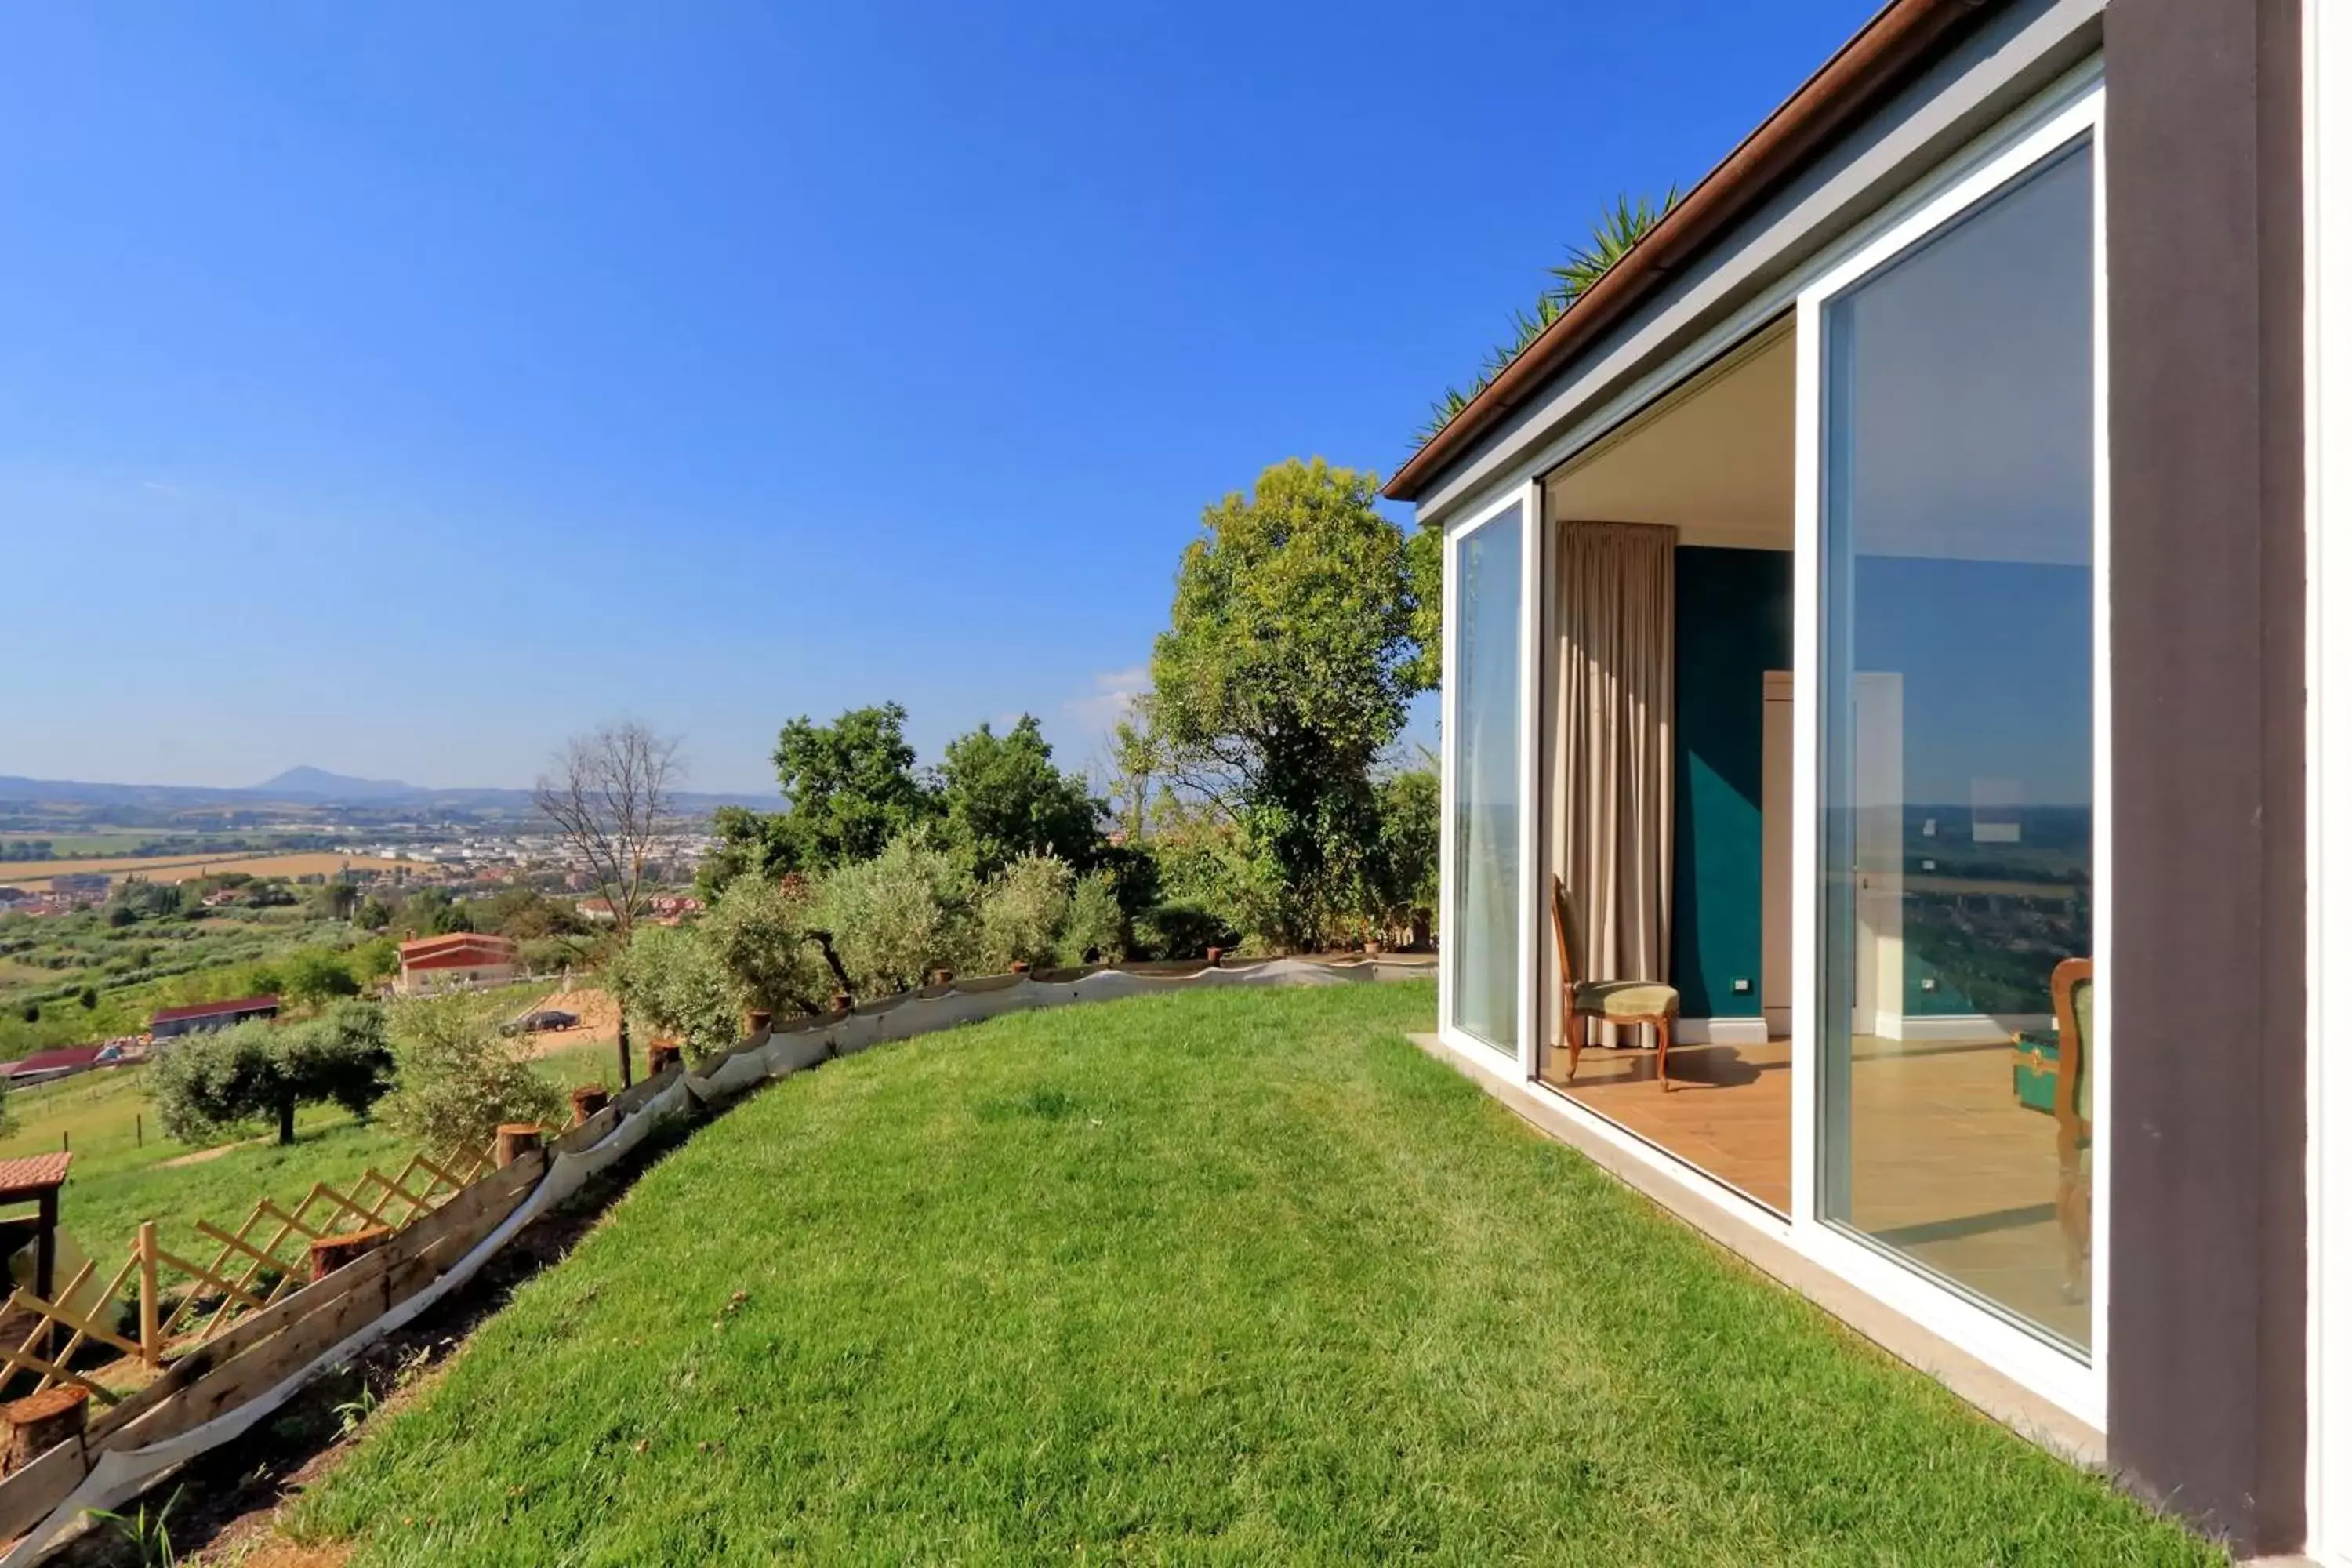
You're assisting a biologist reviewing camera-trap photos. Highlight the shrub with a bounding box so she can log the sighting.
[700,873,833,1016]
[816,833,975,993]
[383,994,567,1155]
[976,854,1072,971]
[608,925,743,1058]
[150,1002,395,1147]
[1057,870,1126,967]
[1131,902,1233,961]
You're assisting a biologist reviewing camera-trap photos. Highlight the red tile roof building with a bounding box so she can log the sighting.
[397,932,520,996]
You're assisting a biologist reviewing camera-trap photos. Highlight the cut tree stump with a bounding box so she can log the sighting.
[646,1043,682,1076]
[2,1385,86,1474]
[309,1225,391,1283]
[495,1124,543,1169]
[570,1084,611,1127]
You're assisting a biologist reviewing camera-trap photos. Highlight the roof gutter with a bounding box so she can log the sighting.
[1384,0,1992,504]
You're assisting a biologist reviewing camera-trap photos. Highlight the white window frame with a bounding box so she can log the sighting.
[1419,65,2110,1431]
[1791,86,2109,1428]
[1436,478,1542,1078]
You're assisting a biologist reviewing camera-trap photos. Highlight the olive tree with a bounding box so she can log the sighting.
[382,993,568,1155]
[151,1001,395,1148]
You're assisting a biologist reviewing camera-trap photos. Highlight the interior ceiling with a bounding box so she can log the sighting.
[1544,327,1795,550]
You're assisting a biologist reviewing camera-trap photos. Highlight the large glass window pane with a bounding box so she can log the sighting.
[1818,143,2095,1352]
[1451,505,1523,1051]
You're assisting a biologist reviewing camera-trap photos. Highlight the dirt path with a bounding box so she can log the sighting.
[512,984,619,1059]
[159,1135,269,1168]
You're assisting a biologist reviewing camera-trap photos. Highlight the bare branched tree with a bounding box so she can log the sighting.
[535,720,683,1087]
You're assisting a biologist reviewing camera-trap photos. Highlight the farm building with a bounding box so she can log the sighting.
[149,995,279,1040]
[0,1045,105,1087]
[397,932,519,996]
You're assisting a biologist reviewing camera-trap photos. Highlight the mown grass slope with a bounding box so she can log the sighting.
[291,980,2216,1566]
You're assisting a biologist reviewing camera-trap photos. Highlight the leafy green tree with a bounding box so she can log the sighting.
[975,853,1073,971]
[695,805,786,898]
[815,831,974,993]
[482,887,585,941]
[150,1002,394,1146]
[396,887,474,938]
[609,925,744,1058]
[938,716,1103,879]
[768,703,941,873]
[353,895,394,931]
[383,994,567,1153]
[699,873,835,1018]
[1057,870,1126,966]
[283,949,363,1007]
[1139,459,1428,949]
[306,881,361,922]
[1366,760,1440,941]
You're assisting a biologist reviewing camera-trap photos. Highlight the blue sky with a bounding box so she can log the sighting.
[0,1,1878,797]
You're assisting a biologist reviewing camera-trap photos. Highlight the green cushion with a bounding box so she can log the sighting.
[1573,979,1678,1019]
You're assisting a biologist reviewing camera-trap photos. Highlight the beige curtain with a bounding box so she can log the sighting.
[1550,521,1675,1046]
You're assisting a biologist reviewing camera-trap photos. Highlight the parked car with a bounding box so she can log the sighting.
[500,1008,579,1036]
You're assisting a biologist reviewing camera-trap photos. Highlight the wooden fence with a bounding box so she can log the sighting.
[0,1146,492,1407]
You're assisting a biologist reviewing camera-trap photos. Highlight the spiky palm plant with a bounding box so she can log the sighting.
[1549,188,1682,304]
[1416,187,1682,450]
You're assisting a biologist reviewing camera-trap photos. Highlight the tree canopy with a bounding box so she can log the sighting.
[1137,458,1429,949]
[151,1000,395,1147]
[769,703,937,874]
[938,715,1102,879]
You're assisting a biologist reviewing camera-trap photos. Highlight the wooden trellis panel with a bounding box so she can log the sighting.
[0,1142,498,1397]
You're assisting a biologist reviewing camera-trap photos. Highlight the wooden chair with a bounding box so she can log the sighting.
[1551,875,1682,1091]
[2051,956,2094,1301]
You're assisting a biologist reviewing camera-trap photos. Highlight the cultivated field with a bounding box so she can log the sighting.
[0,850,418,890]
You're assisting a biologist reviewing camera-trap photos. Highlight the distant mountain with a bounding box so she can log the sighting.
[253,766,419,802]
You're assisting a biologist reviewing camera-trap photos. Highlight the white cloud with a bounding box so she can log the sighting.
[1062,664,1149,742]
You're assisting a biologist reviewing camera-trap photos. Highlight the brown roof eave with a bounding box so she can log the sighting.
[1385,0,1992,505]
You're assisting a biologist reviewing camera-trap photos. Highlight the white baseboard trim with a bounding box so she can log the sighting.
[1673,1015,1770,1046]
[1868,1011,2049,1043]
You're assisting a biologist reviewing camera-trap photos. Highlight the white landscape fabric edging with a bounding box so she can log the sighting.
[3,956,1427,1563]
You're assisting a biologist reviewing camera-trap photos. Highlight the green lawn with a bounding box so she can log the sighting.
[286,982,2215,1566]
[0,1044,615,1270]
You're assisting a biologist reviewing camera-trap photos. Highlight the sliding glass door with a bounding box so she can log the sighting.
[1445,492,1530,1058]
[1812,133,2100,1356]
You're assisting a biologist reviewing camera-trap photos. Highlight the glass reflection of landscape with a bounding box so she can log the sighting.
[1819,141,2096,1352]
[1450,505,1523,1052]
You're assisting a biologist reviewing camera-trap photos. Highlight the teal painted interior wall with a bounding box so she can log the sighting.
[1670,546,1791,1018]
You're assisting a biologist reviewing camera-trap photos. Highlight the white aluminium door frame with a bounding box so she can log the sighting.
[1436,477,1543,1079]
[1789,85,2110,1430]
